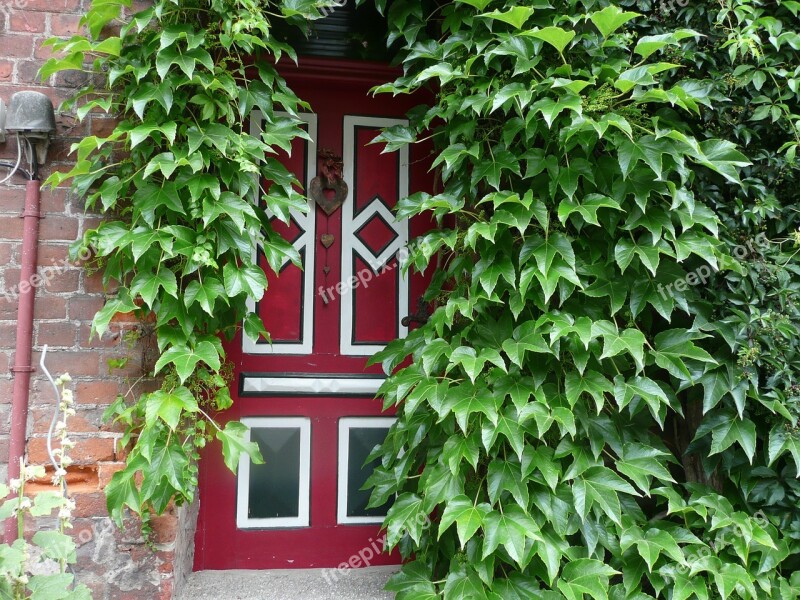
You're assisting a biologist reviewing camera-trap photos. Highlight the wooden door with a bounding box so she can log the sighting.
[194,58,434,570]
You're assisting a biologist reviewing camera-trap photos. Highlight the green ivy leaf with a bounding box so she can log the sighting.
[481,506,541,566]
[439,495,491,547]
[144,387,198,430]
[216,421,264,473]
[557,559,618,600]
[153,341,221,382]
[32,531,76,563]
[589,5,639,39]
[479,7,534,29]
[223,262,269,301]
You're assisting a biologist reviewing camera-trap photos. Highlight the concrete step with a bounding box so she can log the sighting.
[176,566,398,600]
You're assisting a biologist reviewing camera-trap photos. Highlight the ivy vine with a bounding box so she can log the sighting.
[43,0,800,597]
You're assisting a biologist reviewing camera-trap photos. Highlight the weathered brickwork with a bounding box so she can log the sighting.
[0,3,189,598]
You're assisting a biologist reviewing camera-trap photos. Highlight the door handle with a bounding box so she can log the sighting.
[401,297,431,327]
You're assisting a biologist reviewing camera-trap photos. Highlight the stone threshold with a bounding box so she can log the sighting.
[176,566,398,600]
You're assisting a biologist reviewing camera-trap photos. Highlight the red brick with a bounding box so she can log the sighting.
[72,491,109,518]
[41,188,67,213]
[40,268,80,293]
[0,187,27,213]
[17,60,45,85]
[54,69,90,90]
[0,301,19,320]
[36,320,77,346]
[75,380,119,405]
[78,322,127,349]
[37,243,70,266]
[0,61,13,82]
[39,216,79,241]
[68,296,103,321]
[150,508,178,543]
[0,321,18,347]
[2,36,34,59]
[0,378,13,403]
[98,462,125,488]
[45,138,76,163]
[31,408,99,434]
[89,117,119,138]
[81,217,104,232]
[71,519,96,547]
[84,271,118,294]
[29,349,100,376]
[33,296,67,320]
[0,216,24,240]
[49,13,82,35]
[22,0,82,12]
[0,242,17,264]
[71,437,115,463]
[10,11,46,33]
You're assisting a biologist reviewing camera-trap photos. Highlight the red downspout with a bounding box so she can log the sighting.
[5,179,41,543]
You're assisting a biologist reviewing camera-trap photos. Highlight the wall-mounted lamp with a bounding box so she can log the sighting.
[5,91,56,165]
[0,91,56,183]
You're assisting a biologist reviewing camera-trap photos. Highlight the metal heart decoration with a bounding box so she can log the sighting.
[310,175,348,216]
[320,234,335,249]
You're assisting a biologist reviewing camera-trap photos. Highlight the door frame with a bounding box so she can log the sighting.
[193,56,435,571]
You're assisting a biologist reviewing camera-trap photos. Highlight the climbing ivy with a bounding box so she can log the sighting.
[43,0,800,596]
[40,0,345,525]
[367,0,800,597]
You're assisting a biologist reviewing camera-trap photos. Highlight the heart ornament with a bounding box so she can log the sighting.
[320,234,335,249]
[310,175,348,216]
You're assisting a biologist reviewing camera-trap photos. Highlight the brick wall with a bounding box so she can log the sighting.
[0,2,192,598]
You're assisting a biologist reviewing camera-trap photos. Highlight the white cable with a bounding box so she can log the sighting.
[0,134,22,184]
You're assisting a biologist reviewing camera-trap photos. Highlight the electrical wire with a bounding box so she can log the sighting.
[27,137,39,181]
[0,161,31,180]
[41,345,68,498]
[0,134,27,184]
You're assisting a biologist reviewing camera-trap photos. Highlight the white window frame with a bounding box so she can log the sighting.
[237,417,311,529]
[243,111,318,355]
[240,374,384,397]
[340,115,410,356]
[337,417,396,525]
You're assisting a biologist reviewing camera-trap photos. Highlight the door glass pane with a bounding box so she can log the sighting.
[346,426,392,518]
[249,427,302,519]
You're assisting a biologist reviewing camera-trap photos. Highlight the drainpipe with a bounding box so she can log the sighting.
[5,178,41,543]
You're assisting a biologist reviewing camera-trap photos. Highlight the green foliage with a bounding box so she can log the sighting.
[43,0,800,595]
[40,0,341,525]
[0,376,93,600]
[367,0,800,597]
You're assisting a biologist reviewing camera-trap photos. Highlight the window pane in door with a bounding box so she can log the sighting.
[347,426,391,517]
[249,427,302,519]
[337,417,396,523]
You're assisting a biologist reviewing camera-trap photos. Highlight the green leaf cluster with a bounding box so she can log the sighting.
[43,0,800,594]
[39,0,332,524]
[368,0,800,597]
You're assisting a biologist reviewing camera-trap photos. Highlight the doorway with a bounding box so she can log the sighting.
[193,57,434,570]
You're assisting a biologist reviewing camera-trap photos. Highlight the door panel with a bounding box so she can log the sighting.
[245,113,317,355]
[341,117,409,354]
[195,58,434,570]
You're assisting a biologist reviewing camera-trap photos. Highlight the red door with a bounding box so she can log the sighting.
[194,58,434,570]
